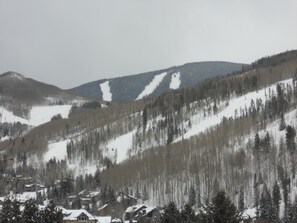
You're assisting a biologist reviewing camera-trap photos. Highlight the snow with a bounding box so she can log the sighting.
[169,72,181,90]
[28,105,72,126]
[136,72,167,100]
[0,105,72,126]
[105,130,136,163]
[242,207,256,218]
[0,106,28,124]
[100,81,112,102]
[63,209,96,220]
[96,216,112,223]
[175,78,293,142]
[43,139,69,162]
[0,135,10,142]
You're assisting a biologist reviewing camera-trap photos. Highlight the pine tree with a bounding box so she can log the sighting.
[160,201,181,223]
[198,191,242,223]
[238,187,244,212]
[258,185,276,222]
[254,133,261,152]
[40,200,63,223]
[12,200,22,223]
[272,181,281,218]
[188,185,196,207]
[22,199,39,223]
[181,203,197,223]
[279,113,286,131]
[286,125,296,153]
[0,198,13,223]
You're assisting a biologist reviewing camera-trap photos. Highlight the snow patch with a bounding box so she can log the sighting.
[29,105,72,126]
[0,106,28,124]
[169,72,181,90]
[100,81,112,102]
[44,140,69,162]
[105,130,136,163]
[136,72,167,100]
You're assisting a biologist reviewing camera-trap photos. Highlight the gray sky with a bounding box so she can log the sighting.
[0,0,296,89]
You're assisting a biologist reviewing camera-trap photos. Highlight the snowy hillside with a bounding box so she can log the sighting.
[0,105,72,126]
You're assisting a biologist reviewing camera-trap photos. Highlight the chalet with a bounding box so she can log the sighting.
[24,184,46,192]
[124,205,159,223]
[81,198,91,206]
[63,209,97,223]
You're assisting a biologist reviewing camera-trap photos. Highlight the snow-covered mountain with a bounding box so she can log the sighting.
[70,61,244,102]
[2,51,297,219]
[0,71,84,119]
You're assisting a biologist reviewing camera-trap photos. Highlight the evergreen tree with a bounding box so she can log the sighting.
[12,200,22,223]
[286,125,296,153]
[279,113,286,131]
[0,198,13,223]
[254,133,261,151]
[22,199,39,223]
[272,181,281,218]
[258,186,277,222]
[238,187,244,212]
[40,200,63,223]
[198,191,242,223]
[160,201,181,223]
[181,203,197,223]
[188,185,196,207]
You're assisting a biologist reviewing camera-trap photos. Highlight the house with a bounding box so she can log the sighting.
[24,184,46,192]
[63,209,97,223]
[124,205,159,223]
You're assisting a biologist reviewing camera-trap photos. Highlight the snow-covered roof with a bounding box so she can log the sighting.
[143,206,156,216]
[125,204,147,213]
[98,204,109,211]
[63,209,96,220]
[96,216,111,223]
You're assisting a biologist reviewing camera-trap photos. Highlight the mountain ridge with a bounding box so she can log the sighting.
[69,61,245,102]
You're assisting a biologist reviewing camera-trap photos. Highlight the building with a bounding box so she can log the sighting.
[124,205,159,223]
[63,209,97,223]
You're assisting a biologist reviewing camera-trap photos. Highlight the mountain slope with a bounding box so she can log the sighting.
[2,51,297,217]
[0,71,84,118]
[70,61,244,102]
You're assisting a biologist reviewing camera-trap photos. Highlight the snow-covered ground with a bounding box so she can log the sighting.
[169,72,181,90]
[104,130,137,163]
[175,78,292,142]
[136,72,167,100]
[43,139,69,162]
[0,105,72,127]
[28,105,72,126]
[100,81,112,102]
[0,106,28,124]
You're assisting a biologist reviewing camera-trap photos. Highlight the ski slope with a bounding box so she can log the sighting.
[175,78,293,142]
[169,72,181,90]
[0,106,28,124]
[136,72,167,100]
[29,105,72,126]
[44,139,69,162]
[100,81,112,102]
[105,130,137,163]
[0,105,72,126]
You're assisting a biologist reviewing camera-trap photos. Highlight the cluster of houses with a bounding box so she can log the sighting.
[64,191,159,223]
[0,175,159,222]
[61,203,159,223]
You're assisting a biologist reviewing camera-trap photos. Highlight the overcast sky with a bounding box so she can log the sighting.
[0,0,296,89]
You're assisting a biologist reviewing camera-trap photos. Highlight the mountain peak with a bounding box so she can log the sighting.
[0,71,26,80]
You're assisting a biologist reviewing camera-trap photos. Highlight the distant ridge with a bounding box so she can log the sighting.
[69,61,245,102]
